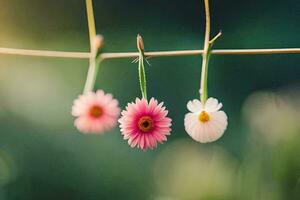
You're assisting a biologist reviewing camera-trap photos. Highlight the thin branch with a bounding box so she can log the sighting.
[211,48,300,55]
[0,47,90,58]
[0,47,300,59]
[101,48,300,59]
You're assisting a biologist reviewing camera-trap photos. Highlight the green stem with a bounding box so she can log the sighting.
[200,44,214,102]
[138,51,147,99]
[83,0,98,93]
[200,0,222,103]
[200,36,221,102]
[83,57,103,93]
[201,52,210,102]
[200,0,211,103]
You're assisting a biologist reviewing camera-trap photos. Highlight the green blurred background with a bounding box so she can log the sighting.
[0,0,299,199]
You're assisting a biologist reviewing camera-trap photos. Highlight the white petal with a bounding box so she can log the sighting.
[205,97,223,112]
[207,111,228,142]
[184,110,228,143]
[197,123,207,142]
[184,119,199,141]
[185,113,208,143]
[184,113,197,132]
[184,113,197,129]
[206,121,220,142]
[187,99,202,113]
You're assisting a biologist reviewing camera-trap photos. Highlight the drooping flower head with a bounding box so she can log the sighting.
[184,97,228,143]
[119,98,172,150]
[72,90,120,134]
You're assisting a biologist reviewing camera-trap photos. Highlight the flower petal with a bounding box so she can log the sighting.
[184,97,228,143]
[205,97,222,112]
[187,99,202,113]
[119,97,172,150]
[72,90,120,134]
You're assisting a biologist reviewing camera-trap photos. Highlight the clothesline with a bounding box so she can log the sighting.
[0,47,299,60]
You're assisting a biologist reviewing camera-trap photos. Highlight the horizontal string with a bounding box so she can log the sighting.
[101,48,300,59]
[0,47,90,58]
[0,47,299,59]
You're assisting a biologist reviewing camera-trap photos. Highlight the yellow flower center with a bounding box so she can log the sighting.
[89,105,103,118]
[198,111,210,123]
[138,116,154,132]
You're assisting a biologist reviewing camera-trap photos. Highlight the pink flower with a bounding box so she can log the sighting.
[72,90,120,134]
[119,98,172,150]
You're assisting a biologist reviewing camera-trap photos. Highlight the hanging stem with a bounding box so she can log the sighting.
[138,54,147,99]
[137,34,148,100]
[85,0,96,47]
[200,0,211,103]
[83,56,103,93]
[83,0,98,93]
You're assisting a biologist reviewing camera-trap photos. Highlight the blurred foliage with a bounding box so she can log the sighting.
[0,0,299,199]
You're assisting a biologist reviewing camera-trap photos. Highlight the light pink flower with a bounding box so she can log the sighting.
[184,97,228,143]
[119,98,172,150]
[72,90,120,134]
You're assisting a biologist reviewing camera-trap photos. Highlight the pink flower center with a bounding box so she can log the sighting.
[89,105,103,118]
[138,116,154,133]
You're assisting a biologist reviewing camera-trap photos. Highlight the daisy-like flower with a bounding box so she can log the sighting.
[72,90,120,134]
[119,98,172,150]
[184,97,228,143]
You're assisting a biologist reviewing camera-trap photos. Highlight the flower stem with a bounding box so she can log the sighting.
[138,54,147,99]
[83,57,102,94]
[137,35,147,100]
[200,0,211,103]
[85,0,96,48]
[83,0,98,93]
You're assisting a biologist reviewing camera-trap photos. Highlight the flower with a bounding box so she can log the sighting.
[71,90,120,134]
[184,97,228,143]
[119,98,172,150]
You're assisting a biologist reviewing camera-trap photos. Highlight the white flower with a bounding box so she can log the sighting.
[184,97,228,143]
